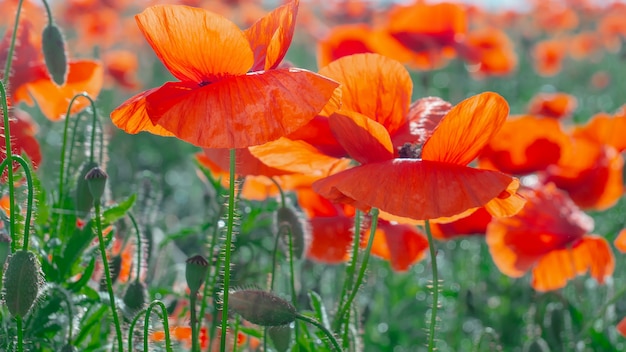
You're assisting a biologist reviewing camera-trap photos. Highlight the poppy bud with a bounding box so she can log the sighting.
[75,161,99,217]
[185,255,209,294]
[229,290,296,326]
[0,229,11,268]
[123,280,147,315]
[268,325,292,352]
[85,167,108,203]
[42,23,68,86]
[275,206,310,260]
[3,250,43,317]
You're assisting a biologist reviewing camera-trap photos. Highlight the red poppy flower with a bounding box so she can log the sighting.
[571,107,626,152]
[103,49,140,89]
[110,1,339,149]
[532,39,567,77]
[486,183,614,292]
[479,115,571,175]
[312,90,525,221]
[458,27,518,77]
[527,92,578,119]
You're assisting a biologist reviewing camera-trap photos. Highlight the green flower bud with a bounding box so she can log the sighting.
[3,250,43,317]
[269,325,292,352]
[123,280,147,315]
[42,23,68,86]
[75,161,99,217]
[276,206,310,260]
[185,255,209,294]
[229,290,296,327]
[85,167,108,203]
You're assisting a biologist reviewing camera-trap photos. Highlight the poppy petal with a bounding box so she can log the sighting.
[307,216,354,264]
[201,148,290,177]
[329,111,394,164]
[25,60,103,121]
[287,116,345,158]
[615,229,626,253]
[430,207,491,240]
[313,159,520,221]
[144,69,339,148]
[318,53,412,135]
[249,137,350,176]
[618,317,626,337]
[391,96,452,147]
[377,221,428,271]
[572,108,626,152]
[422,92,509,166]
[135,5,254,83]
[110,87,175,137]
[244,0,298,71]
[483,178,526,217]
[317,24,376,68]
[531,236,614,291]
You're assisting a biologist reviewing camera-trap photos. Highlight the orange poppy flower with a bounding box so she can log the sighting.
[615,229,626,253]
[527,92,578,119]
[571,107,626,152]
[317,24,377,68]
[598,9,626,52]
[459,27,517,77]
[298,188,427,271]
[430,207,492,240]
[479,115,571,175]
[0,18,104,120]
[486,183,614,292]
[103,49,140,89]
[532,39,568,77]
[110,1,339,149]
[568,32,602,60]
[0,108,42,180]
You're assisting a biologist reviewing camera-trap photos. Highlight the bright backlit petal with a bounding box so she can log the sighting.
[201,148,290,177]
[145,68,339,148]
[313,159,518,221]
[136,5,254,83]
[110,87,175,136]
[422,92,509,166]
[329,111,394,164]
[377,221,428,271]
[318,53,412,135]
[244,0,298,70]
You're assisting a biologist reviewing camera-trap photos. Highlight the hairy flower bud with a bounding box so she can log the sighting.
[3,250,43,317]
[229,290,296,326]
[42,24,68,86]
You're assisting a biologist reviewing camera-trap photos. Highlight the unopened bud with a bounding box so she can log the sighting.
[75,161,99,217]
[85,167,108,203]
[229,290,296,326]
[123,280,147,315]
[185,255,209,294]
[269,325,292,352]
[276,206,310,260]
[42,23,68,86]
[3,250,43,317]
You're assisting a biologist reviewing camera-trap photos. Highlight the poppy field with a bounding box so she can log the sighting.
[2,0,626,351]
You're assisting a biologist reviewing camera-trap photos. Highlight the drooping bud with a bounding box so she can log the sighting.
[185,255,209,294]
[85,167,108,203]
[275,205,310,260]
[123,280,147,316]
[229,290,296,326]
[42,23,68,86]
[75,161,99,217]
[3,250,43,317]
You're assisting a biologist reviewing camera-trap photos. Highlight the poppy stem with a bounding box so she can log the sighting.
[127,212,143,281]
[16,315,23,352]
[424,219,439,351]
[296,313,341,352]
[94,202,124,352]
[220,148,237,352]
[143,301,173,352]
[0,81,17,253]
[287,225,300,340]
[199,221,220,351]
[10,156,33,252]
[2,0,23,84]
[269,177,286,207]
[333,210,362,331]
[190,292,199,352]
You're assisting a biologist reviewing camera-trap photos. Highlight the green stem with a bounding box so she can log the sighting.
[94,202,124,351]
[424,219,438,352]
[333,210,362,330]
[287,225,299,341]
[199,224,219,352]
[268,177,286,207]
[9,156,33,251]
[3,0,24,84]
[1,81,17,252]
[232,318,240,352]
[40,0,53,24]
[334,208,378,333]
[190,293,199,352]
[16,315,23,352]
[127,213,143,280]
[265,224,283,351]
[129,308,147,352]
[144,301,173,352]
[296,313,341,352]
[220,148,237,352]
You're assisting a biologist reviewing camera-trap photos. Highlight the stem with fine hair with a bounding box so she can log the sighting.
[40,0,53,24]
[333,208,379,346]
[94,202,124,351]
[287,225,299,340]
[333,209,362,331]
[9,156,34,251]
[2,0,24,82]
[1,81,17,252]
[296,313,341,352]
[144,301,173,352]
[220,148,237,352]
[424,219,439,352]
[127,212,143,280]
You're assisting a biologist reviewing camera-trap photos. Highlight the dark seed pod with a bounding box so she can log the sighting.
[3,250,42,317]
[268,325,292,352]
[75,161,99,217]
[229,290,296,326]
[42,23,68,86]
[276,206,310,260]
[123,280,147,314]
[185,255,209,294]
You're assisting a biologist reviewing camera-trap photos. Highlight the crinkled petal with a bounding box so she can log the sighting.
[313,159,519,221]
[25,60,103,121]
[422,92,509,166]
[110,87,175,136]
[391,96,452,147]
[329,111,394,164]
[136,5,253,82]
[318,53,412,135]
[531,236,614,291]
[287,116,345,158]
[145,68,339,148]
[572,109,626,152]
[244,0,298,70]
[249,137,350,176]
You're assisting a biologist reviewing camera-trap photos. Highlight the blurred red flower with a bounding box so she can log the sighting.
[110,1,339,149]
[527,92,578,119]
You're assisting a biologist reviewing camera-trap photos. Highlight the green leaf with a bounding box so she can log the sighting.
[102,193,136,224]
[68,256,96,292]
[308,291,330,330]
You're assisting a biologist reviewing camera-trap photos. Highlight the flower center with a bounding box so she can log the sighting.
[398,143,422,159]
